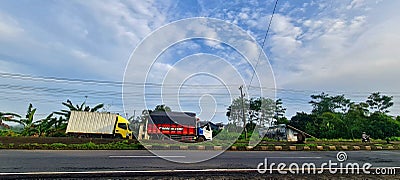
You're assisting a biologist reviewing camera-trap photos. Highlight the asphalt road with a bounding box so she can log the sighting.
[0,150,399,179]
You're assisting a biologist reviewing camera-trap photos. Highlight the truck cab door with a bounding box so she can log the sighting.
[203,124,213,141]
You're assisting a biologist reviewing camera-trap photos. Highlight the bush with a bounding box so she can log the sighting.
[389,137,400,141]
[50,143,67,149]
[50,131,67,137]
[19,143,42,149]
[81,142,97,150]
[0,130,20,137]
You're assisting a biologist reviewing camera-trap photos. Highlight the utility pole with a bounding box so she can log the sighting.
[239,85,247,139]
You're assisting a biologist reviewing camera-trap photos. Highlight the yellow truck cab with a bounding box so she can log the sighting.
[115,115,133,139]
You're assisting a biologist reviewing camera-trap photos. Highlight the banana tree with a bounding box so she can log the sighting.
[34,113,57,137]
[53,99,104,131]
[4,104,37,136]
[0,112,21,129]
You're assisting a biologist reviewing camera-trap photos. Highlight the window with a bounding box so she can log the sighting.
[118,123,127,130]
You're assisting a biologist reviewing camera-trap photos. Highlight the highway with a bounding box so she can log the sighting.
[0,150,399,179]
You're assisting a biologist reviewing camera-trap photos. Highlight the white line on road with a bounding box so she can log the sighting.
[108,155,186,158]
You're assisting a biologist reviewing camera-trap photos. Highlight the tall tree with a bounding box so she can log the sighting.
[226,97,250,127]
[366,92,394,113]
[309,93,350,114]
[227,97,276,128]
[274,98,287,122]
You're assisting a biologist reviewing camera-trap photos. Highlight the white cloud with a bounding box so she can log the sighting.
[0,13,24,39]
[347,0,366,9]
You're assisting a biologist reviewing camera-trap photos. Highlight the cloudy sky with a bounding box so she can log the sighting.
[1,0,400,122]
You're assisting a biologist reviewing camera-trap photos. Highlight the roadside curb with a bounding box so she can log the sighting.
[1,141,399,151]
[137,144,400,151]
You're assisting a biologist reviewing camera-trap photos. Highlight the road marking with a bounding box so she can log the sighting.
[108,155,186,158]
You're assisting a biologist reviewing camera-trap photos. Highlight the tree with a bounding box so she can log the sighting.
[343,102,369,139]
[289,112,320,136]
[226,97,249,127]
[54,99,104,131]
[309,93,350,114]
[274,98,287,123]
[4,104,37,136]
[250,97,276,127]
[366,92,394,113]
[34,113,57,137]
[0,112,20,129]
[319,112,345,138]
[227,97,277,129]
[154,104,171,112]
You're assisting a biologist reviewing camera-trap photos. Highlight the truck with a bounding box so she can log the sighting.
[66,111,133,139]
[146,111,212,142]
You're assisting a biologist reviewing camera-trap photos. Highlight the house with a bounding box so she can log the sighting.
[258,124,314,143]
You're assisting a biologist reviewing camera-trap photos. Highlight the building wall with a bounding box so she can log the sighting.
[286,128,299,142]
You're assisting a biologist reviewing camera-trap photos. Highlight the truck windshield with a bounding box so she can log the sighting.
[117,123,127,130]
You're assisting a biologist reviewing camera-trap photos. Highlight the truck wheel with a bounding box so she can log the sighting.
[197,136,205,142]
[115,134,123,139]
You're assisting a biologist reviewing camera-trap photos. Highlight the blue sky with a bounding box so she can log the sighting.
[1,0,400,123]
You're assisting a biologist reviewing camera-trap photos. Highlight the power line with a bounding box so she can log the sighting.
[248,0,279,88]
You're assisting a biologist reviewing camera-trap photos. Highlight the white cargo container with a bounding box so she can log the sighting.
[66,111,132,139]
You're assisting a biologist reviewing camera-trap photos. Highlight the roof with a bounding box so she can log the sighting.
[149,111,196,125]
[286,124,315,138]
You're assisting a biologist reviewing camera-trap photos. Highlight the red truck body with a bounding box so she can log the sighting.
[147,111,198,140]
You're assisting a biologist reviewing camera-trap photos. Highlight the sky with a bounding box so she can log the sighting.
[1,0,400,123]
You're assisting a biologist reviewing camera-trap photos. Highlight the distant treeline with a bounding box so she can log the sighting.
[287,92,400,139]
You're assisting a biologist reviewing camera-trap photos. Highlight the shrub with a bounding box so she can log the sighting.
[19,143,41,149]
[81,142,97,150]
[49,143,67,150]
[389,137,400,141]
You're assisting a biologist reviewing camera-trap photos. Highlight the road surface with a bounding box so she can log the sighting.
[0,150,399,179]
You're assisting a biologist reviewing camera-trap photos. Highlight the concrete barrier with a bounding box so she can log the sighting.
[329,146,336,151]
[353,146,360,150]
[230,146,237,150]
[246,146,254,150]
[197,145,205,150]
[274,146,282,151]
[260,146,268,151]
[289,146,296,151]
[179,146,188,150]
[365,146,371,150]
[388,146,394,150]
[341,146,348,150]
[317,146,324,150]
[214,146,223,150]
[303,146,310,151]
[376,146,383,150]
